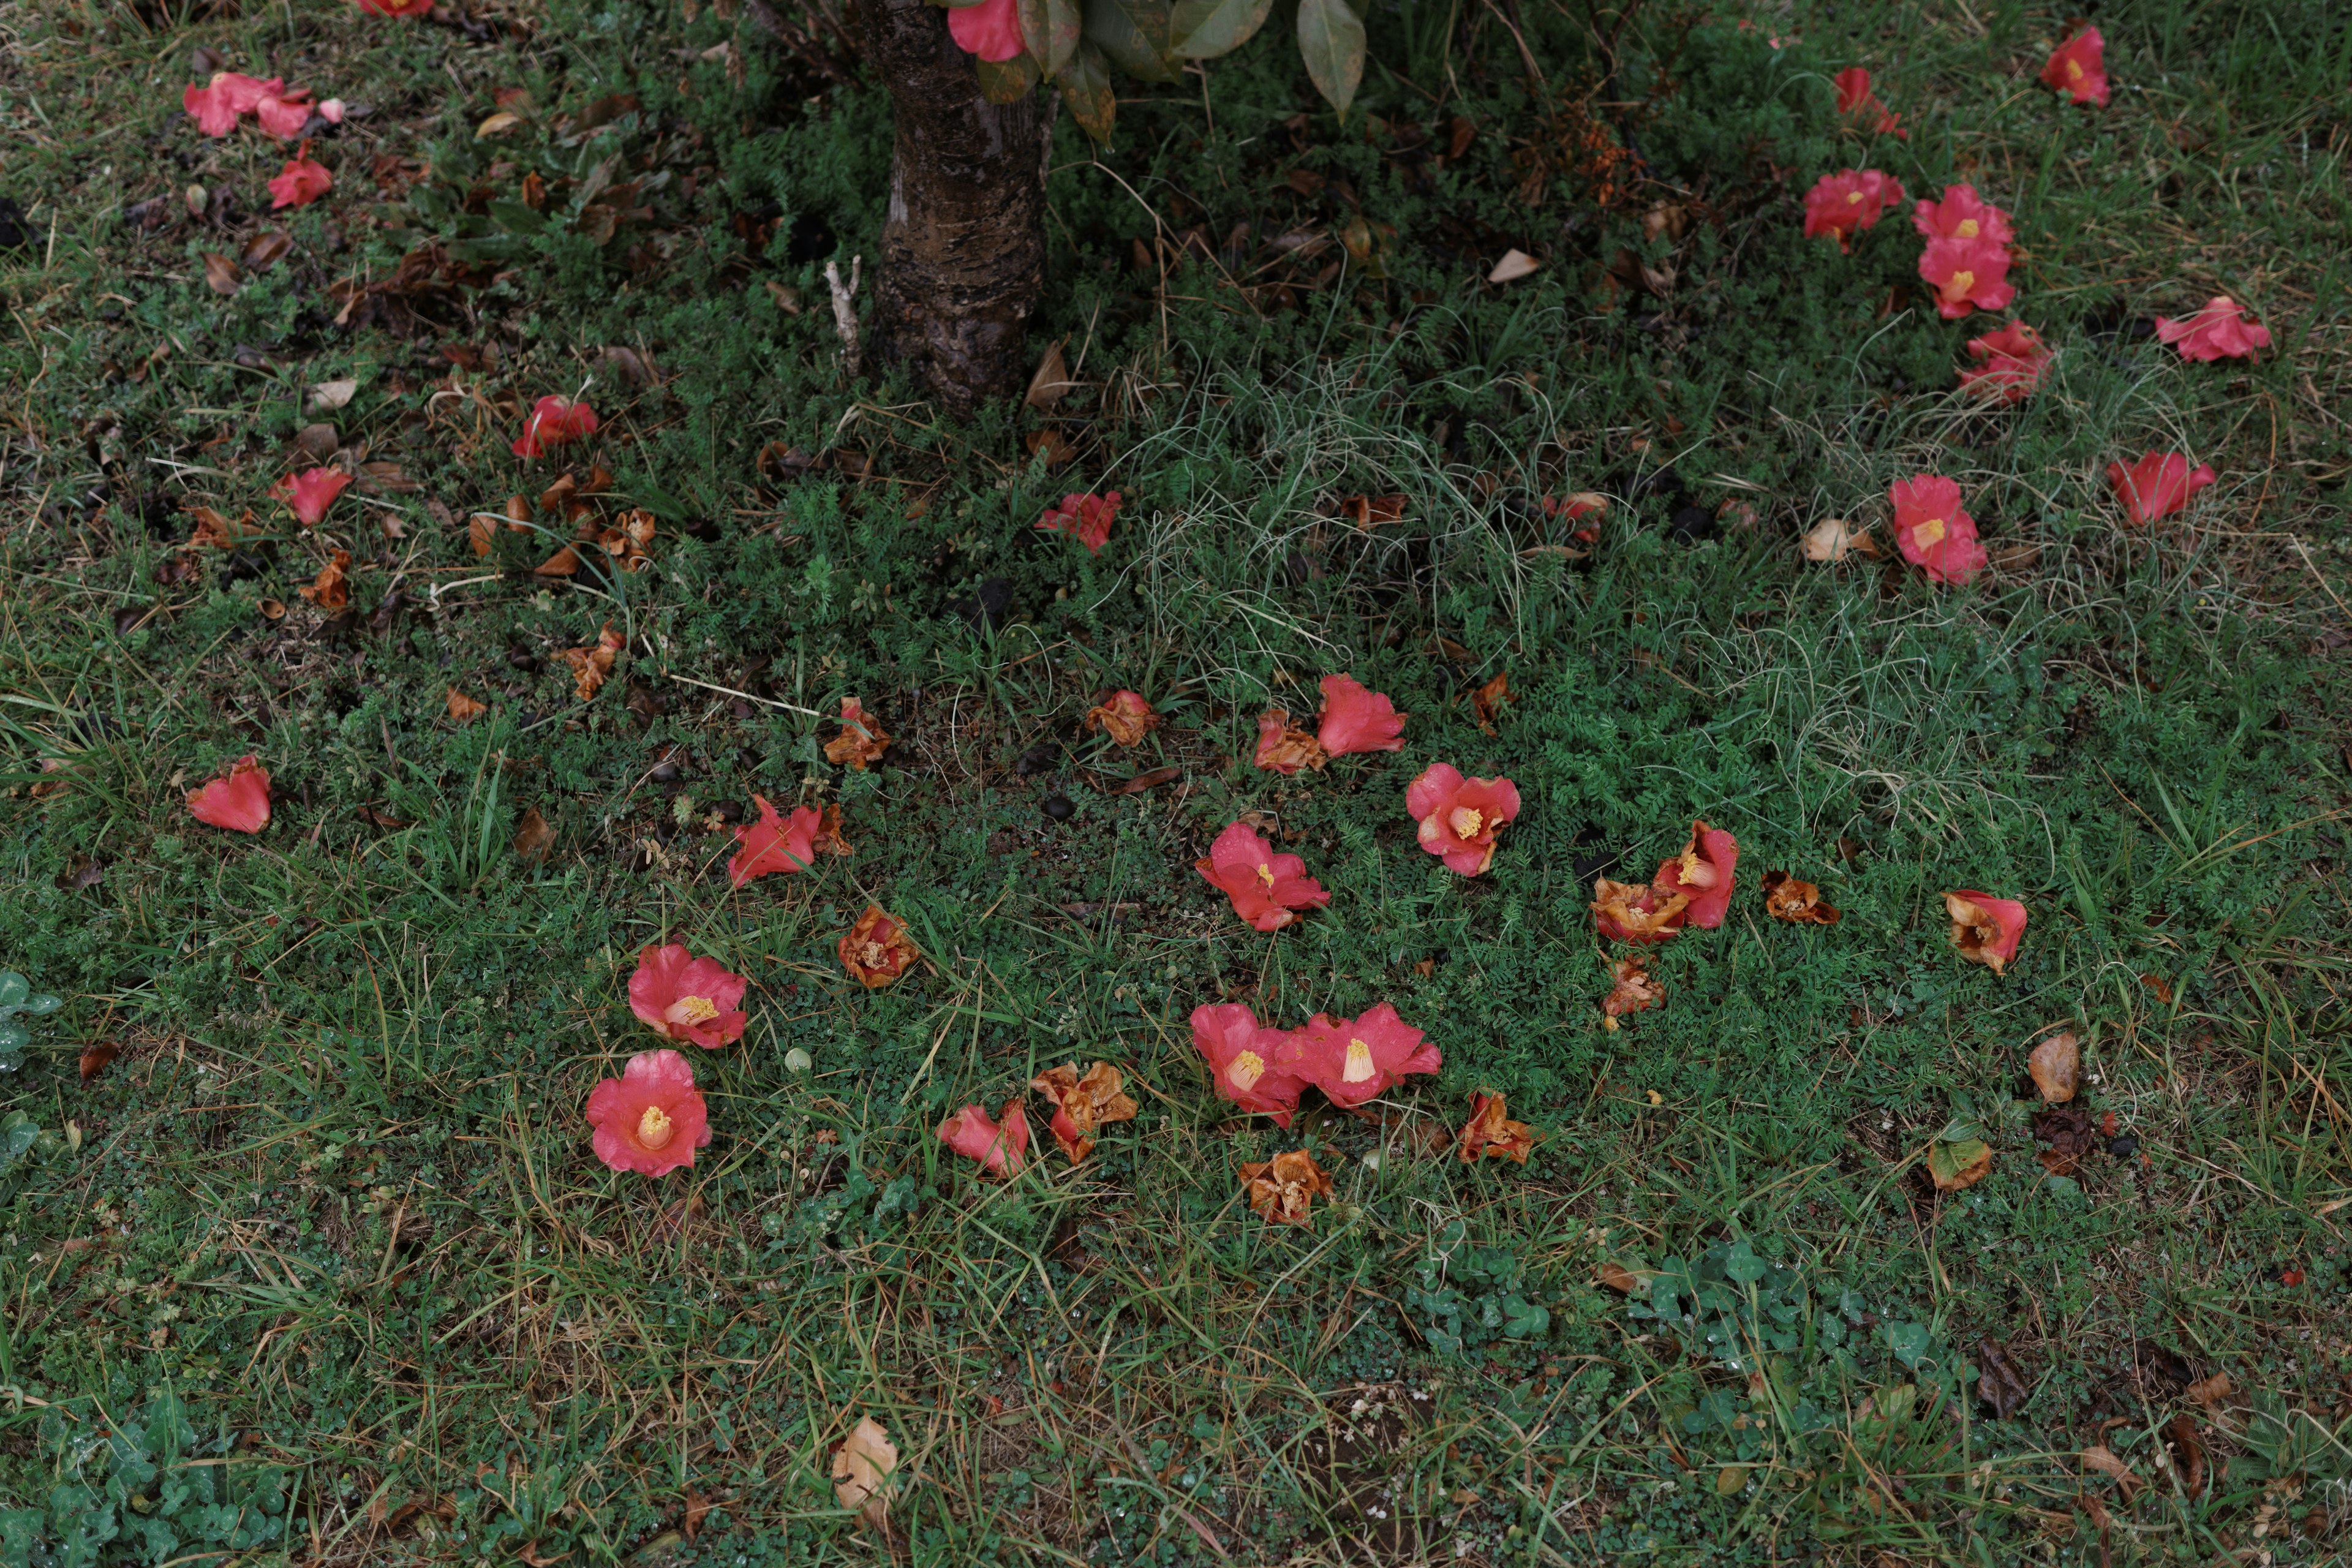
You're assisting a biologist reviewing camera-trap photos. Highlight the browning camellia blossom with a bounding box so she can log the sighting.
[947,0,1025,61]
[1803,168,1905,252]
[1592,878,1687,944]
[1601,956,1660,1019]
[1253,709,1327,775]
[183,72,282,137]
[839,905,918,988]
[186,754,271,833]
[2154,296,2271,362]
[1238,1150,1334,1225]
[1888,474,1988,586]
[1030,1061,1139,1163]
[1036,491,1121,552]
[1190,1002,1307,1126]
[823,698,890,769]
[585,1049,712,1177]
[1651,820,1738,929]
[1458,1091,1534,1163]
[2041,26,2109,107]
[1761,870,1841,925]
[1406,764,1520,876]
[271,467,351,527]
[1196,820,1330,932]
[1314,674,1406,757]
[1084,690,1159,747]
[2106,451,2217,525]
[1945,891,2027,973]
[1918,236,2014,320]
[513,396,599,458]
[268,149,333,209]
[1833,67,1904,137]
[627,944,749,1049]
[937,1099,1029,1176]
[1957,320,2053,404]
[728,795,823,886]
[1293,1003,1441,1109]
[1911,184,2014,246]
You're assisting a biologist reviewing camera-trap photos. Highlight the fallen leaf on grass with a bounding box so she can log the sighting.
[2029,1031,2080,1102]
[681,1490,714,1541]
[823,698,890,769]
[558,623,623,701]
[467,511,496,557]
[202,252,242,295]
[186,505,254,548]
[242,230,293,271]
[1025,426,1078,467]
[1340,492,1407,529]
[1469,671,1513,730]
[1801,516,1879,562]
[2034,1100,2095,1176]
[298,549,352,612]
[2163,1415,2207,1498]
[2184,1371,2232,1408]
[475,110,524,139]
[1927,1134,1992,1191]
[512,806,556,864]
[831,1416,897,1528]
[1761,870,1841,924]
[2081,1445,2140,1498]
[1457,1090,1534,1163]
[1111,765,1184,795]
[446,688,488,724]
[1488,248,1540,283]
[1025,338,1074,409]
[533,545,581,576]
[1030,1061,1139,1163]
[1238,1150,1335,1225]
[78,1042,119,1085]
[1596,1261,1647,1294]
[1977,1338,2032,1418]
[308,377,357,411]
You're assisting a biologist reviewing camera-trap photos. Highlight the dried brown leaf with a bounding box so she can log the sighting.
[831,1416,897,1528]
[446,689,488,724]
[2028,1031,2080,1103]
[202,251,241,296]
[512,806,556,864]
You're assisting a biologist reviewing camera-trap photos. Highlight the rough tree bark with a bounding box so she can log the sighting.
[843,0,1047,419]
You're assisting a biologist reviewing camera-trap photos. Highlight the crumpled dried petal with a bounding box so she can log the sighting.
[1253,708,1328,775]
[938,1099,1029,1176]
[831,1416,899,1529]
[558,621,624,701]
[298,549,352,612]
[447,688,488,724]
[1761,869,1841,925]
[839,905,918,988]
[1030,1061,1139,1163]
[1593,878,1688,944]
[1084,689,1160,747]
[1601,956,1659,1023]
[1470,671,1513,731]
[1801,516,1879,562]
[1457,1091,1534,1163]
[1945,889,2027,973]
[186,753,272,833]
[1238,1149,1335,1225]
[2028,1031,2079,1102]
[823,698,891,769]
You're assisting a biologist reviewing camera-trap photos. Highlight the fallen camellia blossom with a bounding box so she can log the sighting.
[628,943,749,1048]
[1918,235,2014,320]
[1593,878,1687,944]
[298,549,352,612]
[1238,1150,1335,1225]
[1956,320,2053,404]
[1802,168,1905,252]
[728,795,823,886]
[1761,869,1841,924]
[1191,1001,1306,1126]
[1652,820,1738,929]
[1294,1003,1440,1109]
[268,149,333,209]
[2154,296,2271,362]
[938,1099,1029,1176]
[1601,956,1659,1022]
[447,688,489,723]
[823,698,890,769]
[513,395,599,459]
[2106,451,2217,525]
[1196,820,1330,932]
[557,622,624,701]
[839,905,918,988]
[254,89,317,141]
[2041,25,2109,107]
[948,0,1025,60]
[1800,516,1879,562]
[1036,490,1121,553]
[1458,1091,1534,1163]
[1254,708,1328,775]
[183,71,282,137]
[1030,1061,1139,1163]
[357,0,435,13]
[1084,689,1159,747]
[271,466,351,527]
[812,802,854,859]
[1912,184,2013,246]
[1833,67,1904,137]
[1888,474,1988,586]
[586,1048,711,1177]
[1406,763,1520,876]
[1945,890,2028,973]
[186,754,271,833]
[831,1416,899,1530]
[1316,674,1406,758]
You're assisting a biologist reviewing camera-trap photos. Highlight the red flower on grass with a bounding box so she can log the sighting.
[1083,690,1159,747]
[1191,1002,1306,1126]
[1406,763,1520,876]
[1803,169,1904,252]
[1651,820,1738,929]
[2106,451,2216,525]
[1293,1003,1440,1109]
[183,72,282,137]
[268,148,333,210]
[1957,320,2053,404]
[1833,67,1904,137]
[2041,26,2109,107]
[1912,184,2013,246]
[627,944,748,1049]
[586,1049,712,1177]
[1036,491,1121,553]
[2154,296,2271,362]
[948,0,1025,61]
[1196,820,1329,932]
[356,0,435,13]
[1888,474,1988,586]
[1918,236,2014,320]
[728,795,823,886]
[513,396,599,459]
[186,754,271,833]
[1316,673,1406,756]
[1592,878,1686,944]
[271,467,351,527]
[1944,891,2027,973]
[839,905,919,988]
[254,89,317,141]
[937,1099,1029,1176]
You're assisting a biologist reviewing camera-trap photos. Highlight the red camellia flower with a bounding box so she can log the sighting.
[1918,236,2014,320]
[1083,689,1159,747]
[1944,891,2027,973]
[2041,26,2108,107]
[2106,451,2217,525]
[183,71,282,137]
[512,396,600,459]
[1802,168,1904,252]
[937,1099,1030,1176]
[1833,67,1904,137]
[1888,474,1988,586]
[586,1049,712,1177]
[1912,184,2013,246]
[356,0,435,14]
[270,467,352,527]
[627,944,749,1049]
[1292,1003,1441,1109]
[948,0,1025,61]
[1196,820,1330,932]
[186,754,271,833]
[1190,1002,1307,1126]
[1956,320,2053,404]
[728,794,823,886]
[1651,820,1738,929]
[2153,296,2271,362]
[1591,878,1686,944]
[839,905,919,988]
[268,149,333,210]
[1036,491,1121,553]
[254,89,316,141]
[1315,674,1406,757]
[1406,764,1521,876]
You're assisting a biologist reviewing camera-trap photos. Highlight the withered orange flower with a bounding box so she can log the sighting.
[446,688,488,724]
[1457,1091,1534,1164]
[1470,671,1513,731]
[1601,957,1659,1024]
[813,802,854,859]
[823,698,891,769]
[1084,690,1160,747]
[1593,878,1687,944]
[187,507,255,549]
[1945,890,2027,973]
[559,622,624,701]
[1253,708,1328,775]
[1030,1061,1139,1163]
[839,905,918,989]
[298,549,352,611]
[594,508,657,572]
[1238,1150,1335,1225]
[1762,870,1841,924]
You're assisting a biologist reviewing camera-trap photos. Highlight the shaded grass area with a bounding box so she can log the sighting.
[2,0,2350,1560]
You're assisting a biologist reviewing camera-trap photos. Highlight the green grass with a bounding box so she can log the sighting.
[2,0,2350,1561]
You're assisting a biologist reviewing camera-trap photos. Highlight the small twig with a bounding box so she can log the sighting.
[824,256,862,377]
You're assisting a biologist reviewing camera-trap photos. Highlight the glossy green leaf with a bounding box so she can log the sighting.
[1058,40,1118,143]
[0,1111,36,1175]
[1082,0,1180,83]
[1021,0,1083,77]
[0,972,24,1009]
[1168,0,1272,58]
[974,50,1041,105]
[1294,0,1365,118]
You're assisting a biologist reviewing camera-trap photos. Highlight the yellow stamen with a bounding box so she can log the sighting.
[1678,847,1717,889]
[636,1104,676,1150]
[1913,516,1948,548]
[1449,806,1485,840]
[1948,269,1975,296]
[668,994,720,1025]
[1255,862,1276,889]
[1845,190,1864,205]
[1343,1039,1376,1084]
[1956,218,1979,238]
[1228,1050,1266,1091]
[2065,59,2082,81]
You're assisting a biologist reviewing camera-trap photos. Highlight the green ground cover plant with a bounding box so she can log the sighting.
[1,0,2348,1560]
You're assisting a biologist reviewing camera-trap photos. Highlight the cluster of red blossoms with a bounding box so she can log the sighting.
[182,69,341,210]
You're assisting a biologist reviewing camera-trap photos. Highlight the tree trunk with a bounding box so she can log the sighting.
[845,0,1046,420]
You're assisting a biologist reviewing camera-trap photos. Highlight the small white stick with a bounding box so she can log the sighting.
[824,255,862,377]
